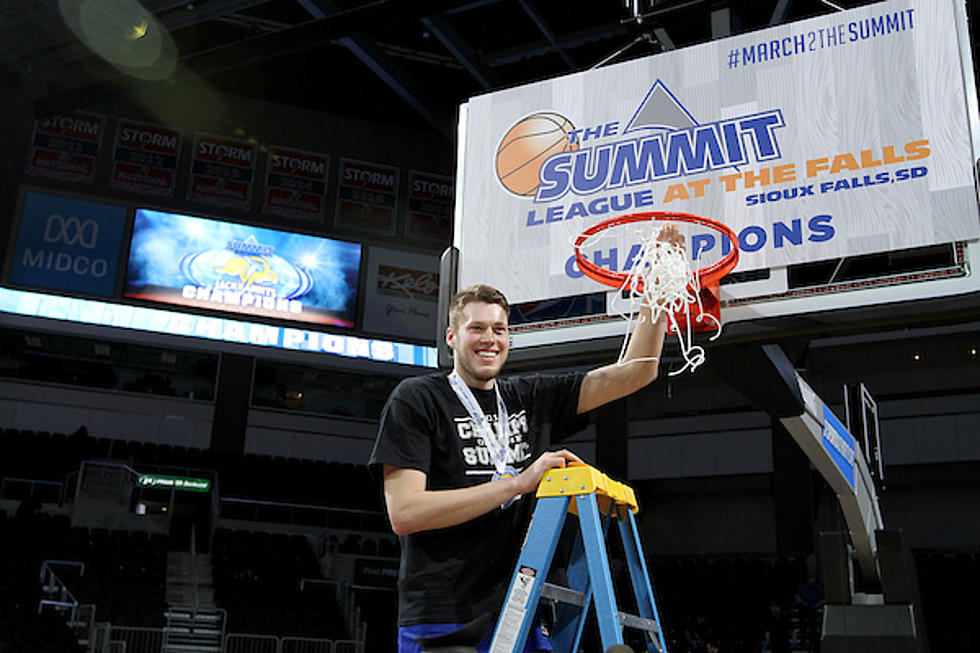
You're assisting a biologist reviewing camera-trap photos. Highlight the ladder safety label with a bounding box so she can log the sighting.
[489,567,537,653]
[513,566,536,608]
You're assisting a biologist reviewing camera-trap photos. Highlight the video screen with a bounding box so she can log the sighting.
[124,209,361,327]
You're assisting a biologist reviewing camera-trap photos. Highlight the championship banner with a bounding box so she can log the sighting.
[262,145,329,221]
[109,119,182,197]
[187,133,257,211]
[362,247,439,341]
[456,0,980,304]
[25,112,104,184]
[335,158,399,235]
[406,171,454,242]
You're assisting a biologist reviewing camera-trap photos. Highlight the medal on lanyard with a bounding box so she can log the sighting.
[447,372,519,508]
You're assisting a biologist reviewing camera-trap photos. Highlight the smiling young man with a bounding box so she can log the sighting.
[369,230,678,653]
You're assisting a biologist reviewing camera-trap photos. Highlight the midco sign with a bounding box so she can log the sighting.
[9,192,127,296]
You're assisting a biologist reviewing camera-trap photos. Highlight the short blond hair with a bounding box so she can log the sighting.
[448,284,510,330]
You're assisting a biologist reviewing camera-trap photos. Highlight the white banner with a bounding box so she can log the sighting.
[456,0,980,304]
[362,247,439,341]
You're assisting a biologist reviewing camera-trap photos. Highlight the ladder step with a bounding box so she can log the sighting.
[617,612,661,634]
[540,582,585,607]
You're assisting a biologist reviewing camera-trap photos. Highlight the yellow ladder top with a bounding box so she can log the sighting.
[535,463,639,514]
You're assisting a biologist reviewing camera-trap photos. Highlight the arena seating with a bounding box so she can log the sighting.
[212,527,351,640]
[3,425,978,652]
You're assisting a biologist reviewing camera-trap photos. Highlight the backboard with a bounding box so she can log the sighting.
[446,0,980,365]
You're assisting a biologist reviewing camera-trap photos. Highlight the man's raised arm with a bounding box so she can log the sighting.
[576,224,682,414]
[576,304,668,414]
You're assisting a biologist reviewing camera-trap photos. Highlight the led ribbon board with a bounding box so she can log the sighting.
[0,287,438,367]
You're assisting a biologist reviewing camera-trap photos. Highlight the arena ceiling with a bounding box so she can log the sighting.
[2,0,974,140]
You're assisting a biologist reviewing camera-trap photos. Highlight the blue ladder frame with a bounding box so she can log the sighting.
[487,464,668,653]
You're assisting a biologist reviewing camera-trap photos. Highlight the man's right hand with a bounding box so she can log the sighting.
[383,449,583,535]
[513,449,582,495]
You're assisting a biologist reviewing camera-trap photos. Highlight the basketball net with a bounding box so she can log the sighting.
[582,225,722,376]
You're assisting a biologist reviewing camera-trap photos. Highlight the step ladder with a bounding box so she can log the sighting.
[488,464,668,653]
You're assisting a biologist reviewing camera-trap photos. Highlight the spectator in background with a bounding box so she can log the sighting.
[795,576,824,649]
[794,576,825,611]
[763,603,790,653]
[683,613,713,652]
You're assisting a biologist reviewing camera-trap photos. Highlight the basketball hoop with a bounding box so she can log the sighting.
[572,211,740,375]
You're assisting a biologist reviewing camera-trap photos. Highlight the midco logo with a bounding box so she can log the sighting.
[44,213,98,248]
[21,213,110,278]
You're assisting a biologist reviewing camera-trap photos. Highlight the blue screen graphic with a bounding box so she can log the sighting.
[124,209,361,327]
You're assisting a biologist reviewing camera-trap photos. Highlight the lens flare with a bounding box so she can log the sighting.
[59,0,178,80]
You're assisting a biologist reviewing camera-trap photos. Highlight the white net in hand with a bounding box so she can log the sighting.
[609,230,722,376]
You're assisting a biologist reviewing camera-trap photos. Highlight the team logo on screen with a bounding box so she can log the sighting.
[494,80,785,203]
[179,235,313,314]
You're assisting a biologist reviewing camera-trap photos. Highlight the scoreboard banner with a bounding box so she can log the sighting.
[263,145,329,221]
[25,113,105,184]
[187,133,257,211]
[109,119,182,197]
[456,0,980,304]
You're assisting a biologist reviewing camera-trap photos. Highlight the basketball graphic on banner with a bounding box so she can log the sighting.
[495,112,578,196]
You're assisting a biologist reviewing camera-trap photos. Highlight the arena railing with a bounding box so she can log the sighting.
[75,603,96,647]
[88,627,343,653]
[0,476,63,504]
[225,632,280,653]
[103,625,165,653]
[219,496,387,531]
[63,470,79,504]
[224,633,349,653]
[38,559,85,627]
[73,460,140,507]
[38,559,345,653]
[282,636,336,653]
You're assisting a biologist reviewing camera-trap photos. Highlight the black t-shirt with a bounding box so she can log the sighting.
[367,370,587,626]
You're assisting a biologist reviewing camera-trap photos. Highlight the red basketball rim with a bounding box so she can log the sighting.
[573,211,739,292]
